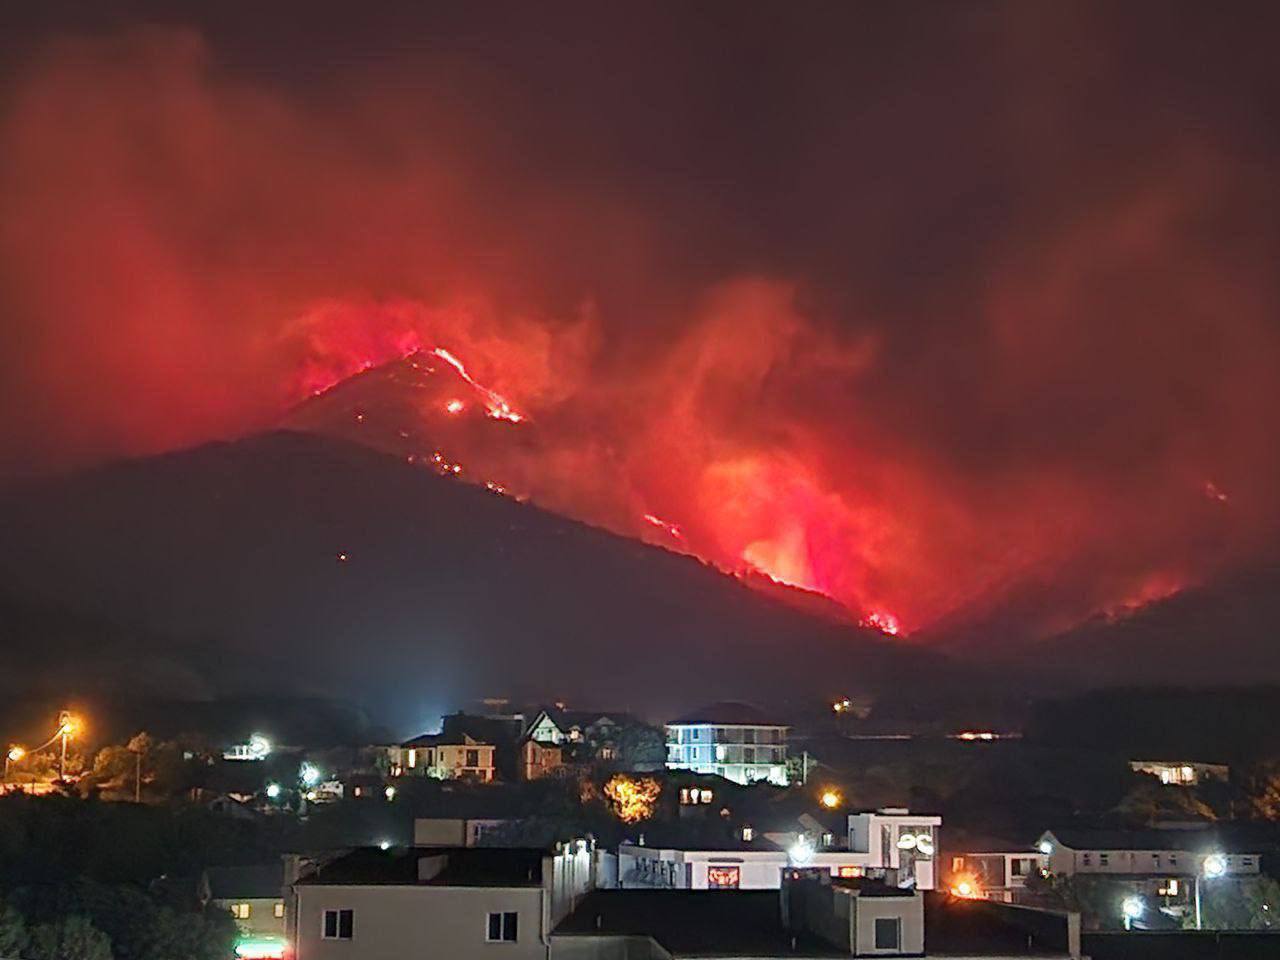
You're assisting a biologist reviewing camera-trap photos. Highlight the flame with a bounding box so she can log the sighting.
[430,348,526,423]
[603,774,661,823]
[642,513,684,541]
[860,611,902,637]
[444,398,466,415]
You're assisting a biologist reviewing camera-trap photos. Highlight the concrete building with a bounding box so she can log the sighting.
[619,809,943,892]
[395,732,496,781]
[1037,827,1261,880]
[290,843,596,960]
[946,847,1040,903]
[414,817,514,847]
[203,864,286,958]
[665,702,788,786]
[1129,760,1230,786]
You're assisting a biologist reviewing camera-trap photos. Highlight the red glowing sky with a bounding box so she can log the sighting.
[2,6,1279,640]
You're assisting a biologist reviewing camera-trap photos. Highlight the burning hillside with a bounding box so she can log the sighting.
[3,19,1280,646]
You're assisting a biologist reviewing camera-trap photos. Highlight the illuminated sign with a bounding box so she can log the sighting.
[235,938,286,959]
[707,866,740,889]
[896,831,935,857]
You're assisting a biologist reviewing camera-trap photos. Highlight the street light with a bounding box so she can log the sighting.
[820,789,842,809]
[57,711,79,781]
[1122,895,1144,930]
[4,745,24,780]
[1195,853,1228,929]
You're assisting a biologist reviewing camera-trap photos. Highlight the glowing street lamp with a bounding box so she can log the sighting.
[1195,853,1228,929]
[57,711,79,781]
[4,745,24,779]
[789,837,815,866]
[820,789,842,810]
[266,783,282,800]
[299,762,322,787]
[1122,895,1144,930]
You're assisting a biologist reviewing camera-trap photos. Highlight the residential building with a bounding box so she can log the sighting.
[665,702,788,786]
[1129,760,1230,786]
[414,817,513,847]
[520,737,565,780]
[202,863,286,958]
[946,847,1041,903]
[395,732,496,782]
[1037,827,1262,880]
[848,809,943,891]
[290,843,596,960]
[618,809,942,892]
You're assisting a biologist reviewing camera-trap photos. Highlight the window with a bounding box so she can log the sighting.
[1169,855,1178,867]
[743,747,756,764]
[486,912,518,942]
[1081,853,1092,867]
[839,866,864,878]
[707,866,740,889]
[322,909,353,940]
[874,917,901,950]
[231,903,250,920]
[1011,858,1028,877]
[952,857,965,872]
[1099,853,1109,867]
[741,826,754,841]
[466,749,480,767]
[407,748,417,768]
[274,902,285,919]
[1242,857,1256,867]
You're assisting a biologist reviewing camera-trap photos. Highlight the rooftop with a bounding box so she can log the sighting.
[553,889,842,957]
[1044,825,1263,854]
[296,846,545,887]
[669,701,787,726]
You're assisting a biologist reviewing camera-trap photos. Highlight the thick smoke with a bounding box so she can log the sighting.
[2,6,1279,639]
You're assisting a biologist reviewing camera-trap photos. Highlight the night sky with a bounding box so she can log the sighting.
[2,1,1279,641]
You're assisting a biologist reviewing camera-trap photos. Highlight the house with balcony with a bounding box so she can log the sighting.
[665,702,789,786]
[395,732,496,782]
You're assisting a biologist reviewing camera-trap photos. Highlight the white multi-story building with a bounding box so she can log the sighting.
[664,702,788,786]
[619,808,943,892]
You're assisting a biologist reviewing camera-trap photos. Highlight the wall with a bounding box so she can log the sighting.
[414,819,467,846]
[294,884,545,960]
[851,894,924,956]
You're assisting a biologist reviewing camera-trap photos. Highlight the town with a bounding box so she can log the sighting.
[3,688,1279,959]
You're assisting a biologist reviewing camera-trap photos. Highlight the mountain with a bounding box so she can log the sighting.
[960,556,1280,687]
[0,431,935,731]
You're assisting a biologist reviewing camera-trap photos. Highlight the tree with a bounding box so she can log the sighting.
[26,915,112,960]
[617,724,666,771]
[0,902,27,957]
[1200,875,1280,930]
[127,734,154,804]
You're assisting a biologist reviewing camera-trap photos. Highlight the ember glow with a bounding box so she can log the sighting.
[2,15,1279,648]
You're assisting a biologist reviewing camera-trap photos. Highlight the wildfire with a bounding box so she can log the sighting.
[860,611,902,637]
[430,348,526,423]
[642,513,684,541]
[444,398,466,415]
[1204,480,1229,503]
[603,774,661,823]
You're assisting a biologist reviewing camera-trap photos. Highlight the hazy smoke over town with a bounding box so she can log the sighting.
[2,5,1279,639]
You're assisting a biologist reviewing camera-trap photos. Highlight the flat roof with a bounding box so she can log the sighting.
[296,847,545,887]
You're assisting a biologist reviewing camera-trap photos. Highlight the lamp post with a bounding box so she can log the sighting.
[57,711,77,781]
[1195,853,1227,930]
[4,745,24,780]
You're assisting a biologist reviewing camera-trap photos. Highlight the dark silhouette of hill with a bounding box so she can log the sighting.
[961,556,1280,687]
[0,431,935,731]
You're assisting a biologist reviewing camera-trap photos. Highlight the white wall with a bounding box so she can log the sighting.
[294,885,545,960]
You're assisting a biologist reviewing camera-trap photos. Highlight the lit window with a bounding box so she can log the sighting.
[274,902,285,919]
[407,749,416,768]
[322,909,353,940]
[952,857,965,872]
[699,789,713,803]
[707,866,740,889]
[486,912,518,942]
[839,866,863,878]
[742,827,754,841]
[231,903,251,920]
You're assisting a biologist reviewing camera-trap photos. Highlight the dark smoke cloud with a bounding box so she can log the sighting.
[2,2,1279,638]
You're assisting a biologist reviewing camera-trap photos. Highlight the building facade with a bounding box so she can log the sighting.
[664,702,788,786]
[291,844,595,960]
[395,733,496,781]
